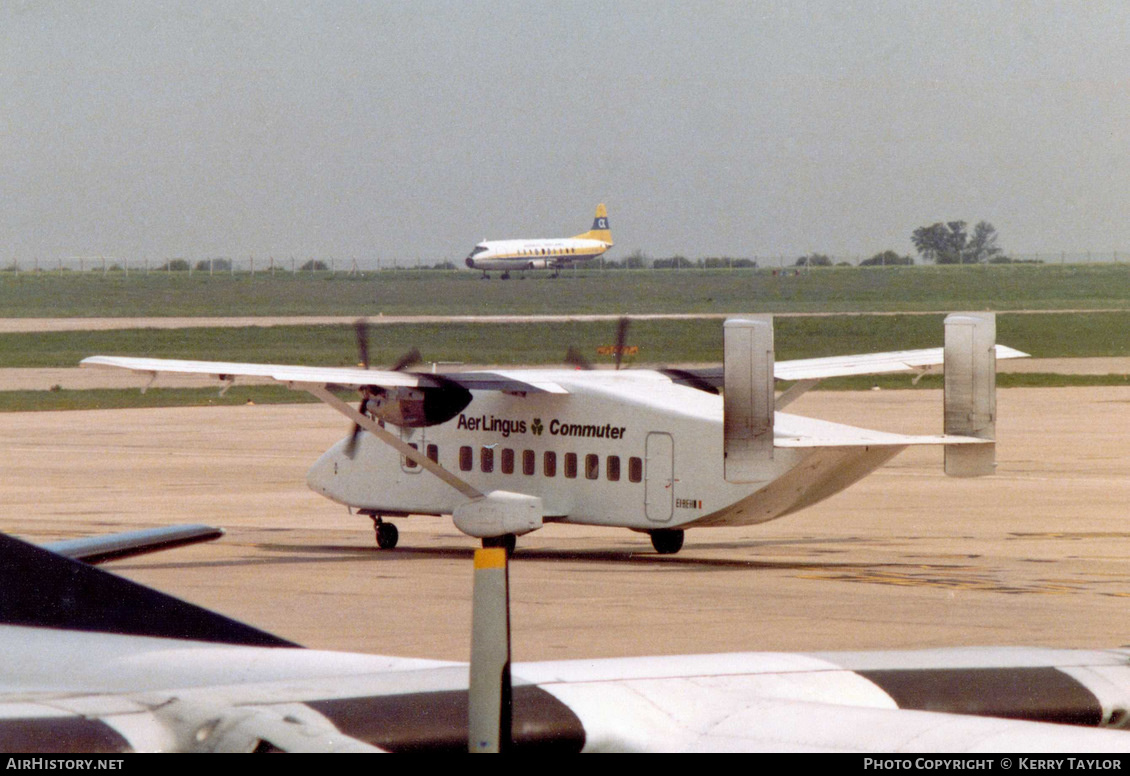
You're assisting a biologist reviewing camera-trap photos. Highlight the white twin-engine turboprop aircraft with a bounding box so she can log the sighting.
[82,313,1026,554]
[464,203,613,278]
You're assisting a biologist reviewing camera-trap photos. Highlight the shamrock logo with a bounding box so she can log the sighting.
[531,418,544,436]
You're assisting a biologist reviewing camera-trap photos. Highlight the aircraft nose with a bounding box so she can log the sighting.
[306,443,346,499]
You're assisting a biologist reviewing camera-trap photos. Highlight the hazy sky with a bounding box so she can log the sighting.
[3,1,1129,266]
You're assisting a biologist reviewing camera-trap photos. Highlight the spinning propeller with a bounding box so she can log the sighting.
[344,320,423,458]
[564,316,632,371]
[565,316,717,393]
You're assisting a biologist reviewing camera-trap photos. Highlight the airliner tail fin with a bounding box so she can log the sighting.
[572,203,612,245]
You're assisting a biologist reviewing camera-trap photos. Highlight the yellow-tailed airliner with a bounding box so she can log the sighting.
[464,204,612,278]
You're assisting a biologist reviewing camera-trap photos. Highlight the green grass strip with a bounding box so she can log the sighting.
[3,263,1130,316]
[0,386,317,412]
[5,311,1130,370]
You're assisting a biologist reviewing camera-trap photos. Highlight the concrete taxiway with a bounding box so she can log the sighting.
[3,386,1129,663]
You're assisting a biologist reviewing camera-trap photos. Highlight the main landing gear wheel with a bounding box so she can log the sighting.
[375,520,399,550]
[649,529,684,555]
[482,534,517,556]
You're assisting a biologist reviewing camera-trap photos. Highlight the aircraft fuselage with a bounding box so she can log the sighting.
[306,371,905,531]
[465,238,610,272]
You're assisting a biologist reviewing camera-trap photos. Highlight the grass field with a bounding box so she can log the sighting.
[3,264,1129,410]
[6,312,1130,371]
[3,262,1130,316]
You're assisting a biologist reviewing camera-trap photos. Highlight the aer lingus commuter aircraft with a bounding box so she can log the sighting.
[82,313,1025,555]
[464,204,612,278]
[5,530,1130,753]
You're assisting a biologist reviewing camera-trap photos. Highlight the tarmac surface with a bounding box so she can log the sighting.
[5,385,1130,663]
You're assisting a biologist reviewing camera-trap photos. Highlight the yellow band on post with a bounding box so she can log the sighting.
[474,547,508,569]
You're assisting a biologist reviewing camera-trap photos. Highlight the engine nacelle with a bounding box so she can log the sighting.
[525,259,551,270]
[367,383,472,428]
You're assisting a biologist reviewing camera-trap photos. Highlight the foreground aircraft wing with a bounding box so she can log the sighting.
[43,524,224,564]
[5,531,1130,753]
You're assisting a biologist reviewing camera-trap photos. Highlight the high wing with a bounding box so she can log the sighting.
[4,531,1130,753]
[664,343,1030,390]
[80,355,570,394]
[80,344,1029,397]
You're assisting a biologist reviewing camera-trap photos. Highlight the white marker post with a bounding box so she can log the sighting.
[468,547,512,753]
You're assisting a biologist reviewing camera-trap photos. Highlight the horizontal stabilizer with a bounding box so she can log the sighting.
[777,433,992,449]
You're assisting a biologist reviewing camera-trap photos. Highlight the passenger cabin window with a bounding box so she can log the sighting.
[427,444,439,463]
[405,443,418,469]
[501,448,515,475]
[460,446,473,472]
[607,455,621,482]
[544,451,557,477]
[629,456,643,483]
[585,454,599,480]
[523,449,536,476]
[564,452,577,479]
[481,446,494,473]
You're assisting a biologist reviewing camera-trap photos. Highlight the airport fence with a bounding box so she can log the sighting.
[3,251,1130,275]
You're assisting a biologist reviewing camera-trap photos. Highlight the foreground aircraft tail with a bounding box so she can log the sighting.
[0,532,296,647]
[571,203,613,245]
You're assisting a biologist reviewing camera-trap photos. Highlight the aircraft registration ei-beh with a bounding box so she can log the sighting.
[83,313,1026,555]
[464,204,612,278]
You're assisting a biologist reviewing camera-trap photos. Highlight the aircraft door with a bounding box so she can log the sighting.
[644,432,674,523]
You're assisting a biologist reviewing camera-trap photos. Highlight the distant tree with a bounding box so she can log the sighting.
[196,258,232,272]
[912,222,964,264]
[860,250,914,266]
[300,260,329,271]
[912,221,1002,264]
[653,255,694,269]
[702,256,755,269]
[622,249,650,269]
[160,259,190,271]
[430,260,456,270]
[964,221,1003,264]
[794,253,832,267]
